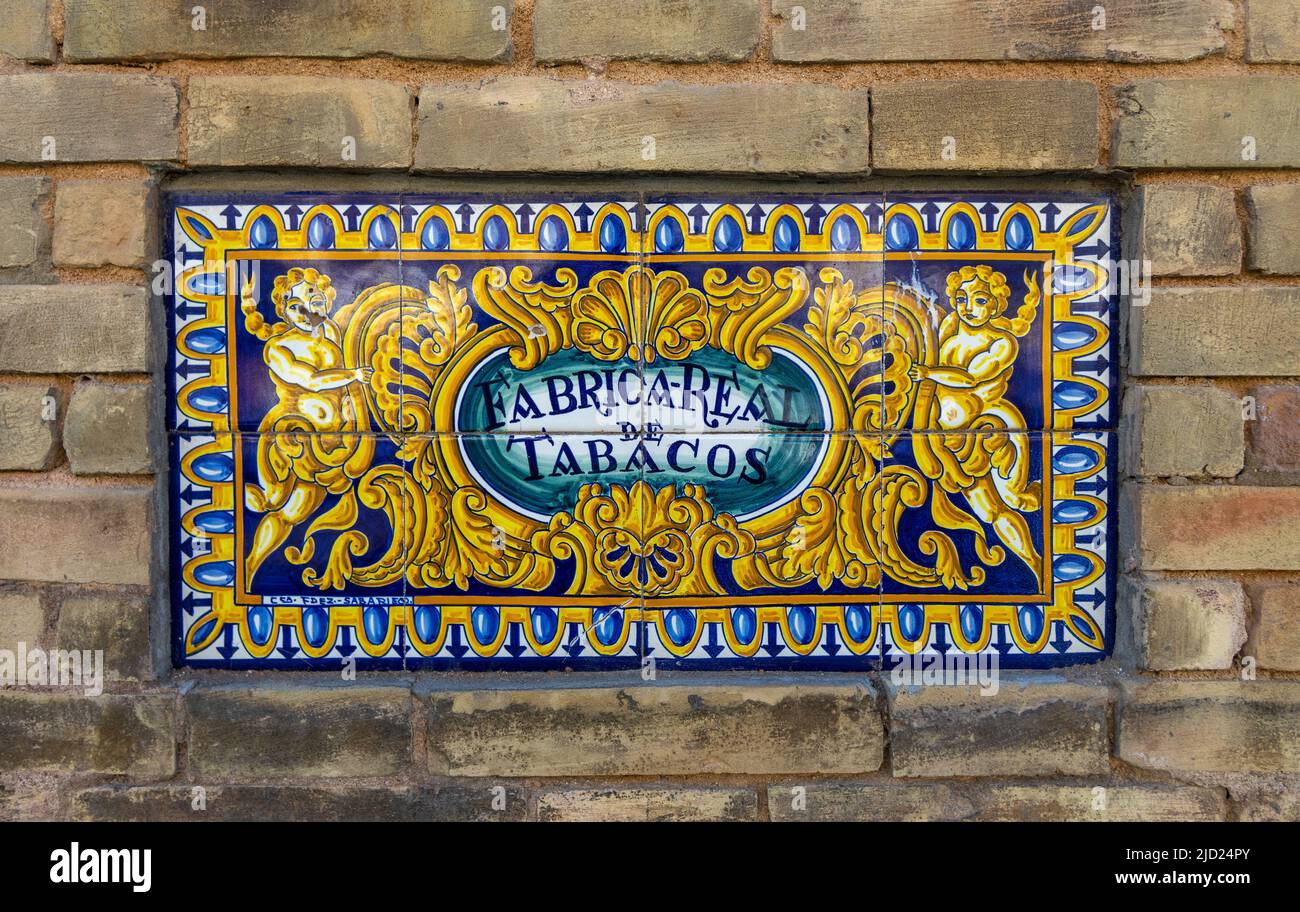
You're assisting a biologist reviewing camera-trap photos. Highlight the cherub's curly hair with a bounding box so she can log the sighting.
[943,264,1040,337]
[271,267,336,319]
[241,267,337,341]
[944,264,1011,315]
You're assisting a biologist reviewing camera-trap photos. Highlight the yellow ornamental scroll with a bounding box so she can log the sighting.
[236,262,1048,599]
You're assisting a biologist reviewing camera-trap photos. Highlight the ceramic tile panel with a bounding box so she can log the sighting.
[398,195,646,668]
[171,431,411,668]
[168,194,405,435]
[401,432,642,669]
[167,193,647,668]
[877,430,1115,671]
[638,196,886,668]
[636,431,884,670]
[164,192,1118,670]
[881,193,1118,433]
[641,196,887,438]
[397,195,645,437]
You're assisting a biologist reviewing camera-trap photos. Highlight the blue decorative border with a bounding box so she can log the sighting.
[166,192,1119,670]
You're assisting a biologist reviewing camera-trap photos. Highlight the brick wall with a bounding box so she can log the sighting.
[0,0,1297,822]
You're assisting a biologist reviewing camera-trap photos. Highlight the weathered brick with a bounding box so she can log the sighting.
[1129,287,1300,377]
[1134,485,1300,571]
[0,0,53,62]
[64,383,153,476]
[1252,584,1300,672]
[1247,183,1300,275]
[0,73,178,163]
[0,692,174,778]
[56,590,151,681]
[871,80,1098,171]
[1235,789,1300,821]
[773,0,1231,62]
[1129,577,1247,670]
[0,590,45,649]
[188,76,412,169]
[416,77,871,174]
[0,176,45,268]
[427,682,882,776]
[64,0,511,62]
[1119,681,1300,775]
[1255,385,1300,473]
[537,787,758,822]
[770,781,975,821]
[70,784,526,822]
[0,774,60,821]
[0,285,150,373]
[888,682,1109,777]
[1139,184,1241,277]
[0,486,151,585]
[1245,0,1300,62]
[768,782,1225,822]
[535,0,760,62]
[1124,386,1244,478]
[1115,77,1300,168]
[53,180,150,269]
[187,685,412,779]
[0,383,59,471]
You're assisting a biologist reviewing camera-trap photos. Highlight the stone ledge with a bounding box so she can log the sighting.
[427,680,884,777]
[70,783,526,822]
[767,781,1226,821]
[887,680,1110,777]
[1118,681,1300,776]
[186,684,413,779]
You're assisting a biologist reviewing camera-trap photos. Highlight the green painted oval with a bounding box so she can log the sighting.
[455,345,831,519]
[455,346,829,434]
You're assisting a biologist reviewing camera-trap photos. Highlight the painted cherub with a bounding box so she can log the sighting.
[240,268,372,435]
[908,264,1037,435]
[907,264,1043,583]
[239,268,373,583]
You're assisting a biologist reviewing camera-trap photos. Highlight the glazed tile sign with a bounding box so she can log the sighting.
[166,193,1117,669]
